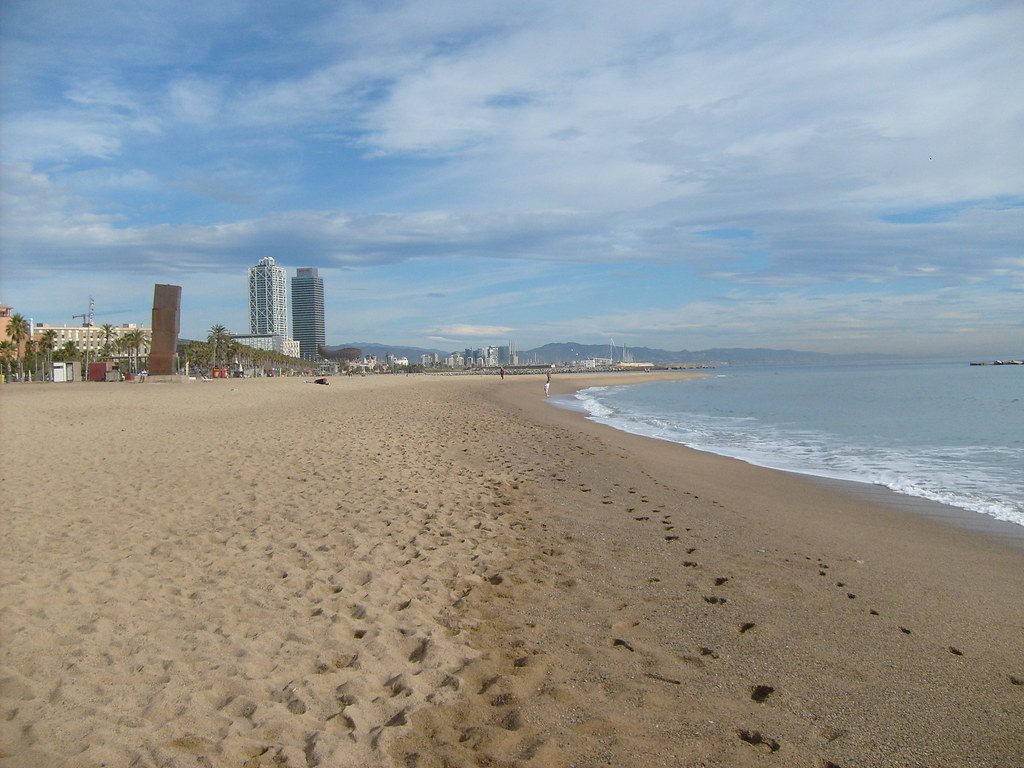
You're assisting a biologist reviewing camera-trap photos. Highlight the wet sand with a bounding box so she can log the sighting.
[2,374,1022,767]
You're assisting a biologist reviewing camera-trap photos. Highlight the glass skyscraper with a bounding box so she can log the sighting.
[248,257,289,337]
[291,267,325,360]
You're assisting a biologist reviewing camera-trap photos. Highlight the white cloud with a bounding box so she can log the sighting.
[1,113,124,162]
[432,324,515,338]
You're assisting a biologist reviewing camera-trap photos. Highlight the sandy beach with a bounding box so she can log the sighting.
[2,373,1022,767]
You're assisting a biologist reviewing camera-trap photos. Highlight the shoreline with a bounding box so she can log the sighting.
[436,372,1024,765]
[547,374,1024,549]
[3,376,1022,767]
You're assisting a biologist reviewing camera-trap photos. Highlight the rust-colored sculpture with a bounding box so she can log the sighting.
[149,284,181,375]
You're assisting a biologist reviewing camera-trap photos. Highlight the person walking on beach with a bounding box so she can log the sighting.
[545,369,551,397]
[499,366,505,380]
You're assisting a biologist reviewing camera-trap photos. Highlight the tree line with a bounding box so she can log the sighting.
[177,324,313,376]
[2,316,313,381]
[1,315,150,381]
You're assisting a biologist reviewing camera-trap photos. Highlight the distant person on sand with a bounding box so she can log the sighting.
[499,366,504,380]
[545,369,551,397]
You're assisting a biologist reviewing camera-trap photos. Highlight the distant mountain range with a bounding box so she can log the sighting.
[325,341,893,366]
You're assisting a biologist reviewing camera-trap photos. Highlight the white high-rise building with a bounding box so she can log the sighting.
[248,257,289,337]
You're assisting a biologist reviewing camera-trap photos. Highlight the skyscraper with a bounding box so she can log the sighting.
[291,267,325,360]
[248,257,288,336]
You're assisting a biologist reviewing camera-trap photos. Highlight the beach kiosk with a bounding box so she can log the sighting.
[52,361,81,382]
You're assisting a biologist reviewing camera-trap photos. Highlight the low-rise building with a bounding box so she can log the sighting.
[232,333,301,358]
[32,322,150,355]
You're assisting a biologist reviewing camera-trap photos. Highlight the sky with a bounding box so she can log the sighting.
[1,0,1022,357]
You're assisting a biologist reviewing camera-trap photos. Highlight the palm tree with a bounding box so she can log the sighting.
[112,334,132,371]
[120,329,150,373]
[54,340,78,362]
[24,339,38,380]
[39,329,58,379]
[181,340,212,375]
[5,313,29,381]
[207,324,231,368]
[0,340,16,380]
[100,323,115,358]
[222,337,239,372]
[121,331,139,373]
[136,330,151,372]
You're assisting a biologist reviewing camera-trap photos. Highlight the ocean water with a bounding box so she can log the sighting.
[564,360,1024,528]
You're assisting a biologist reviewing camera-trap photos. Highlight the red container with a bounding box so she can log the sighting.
[88,362,112,382]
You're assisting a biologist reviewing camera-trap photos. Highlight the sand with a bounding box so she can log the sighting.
[1,373,1022,768]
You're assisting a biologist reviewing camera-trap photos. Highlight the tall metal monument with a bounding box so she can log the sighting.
[150,284,181,375]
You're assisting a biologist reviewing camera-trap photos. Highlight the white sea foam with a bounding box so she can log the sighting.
[571,378,1024,528]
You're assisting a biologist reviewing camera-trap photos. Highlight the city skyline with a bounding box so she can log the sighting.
[1,2,1022,358]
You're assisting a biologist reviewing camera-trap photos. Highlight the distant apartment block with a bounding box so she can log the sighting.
[32,322,149,354]
[248,257,289,337]
[291,267,325,360]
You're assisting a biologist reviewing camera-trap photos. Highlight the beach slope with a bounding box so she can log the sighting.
[2,374,1021,767]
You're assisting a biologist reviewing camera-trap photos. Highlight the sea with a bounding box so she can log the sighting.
[557,360,1024,529]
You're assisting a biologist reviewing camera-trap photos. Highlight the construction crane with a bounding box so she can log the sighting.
[72,296,95,327]
[72,297,96,374]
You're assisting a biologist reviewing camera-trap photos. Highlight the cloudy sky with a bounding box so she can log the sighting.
[1,1,1021,355]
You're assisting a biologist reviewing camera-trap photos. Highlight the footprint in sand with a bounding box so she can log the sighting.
[750,685,775,703]
[497,709,522,731]
[408,638,429,663]
[738,729,780,752]
[646,672,682,685]
[478,675,502,694]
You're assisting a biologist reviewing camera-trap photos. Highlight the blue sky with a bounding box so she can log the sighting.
[1,1,1022,356]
